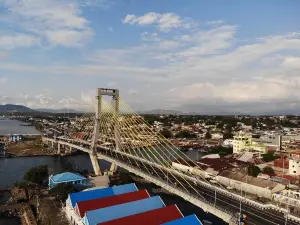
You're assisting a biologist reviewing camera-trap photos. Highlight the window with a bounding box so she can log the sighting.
[293,165,295,167]
[294,171,296,173]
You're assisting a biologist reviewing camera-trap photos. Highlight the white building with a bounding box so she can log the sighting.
[211,133,223,140]
[289,157,300,176]
[223,139,233,147]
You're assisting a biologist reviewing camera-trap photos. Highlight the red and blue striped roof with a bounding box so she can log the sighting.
[67,183,203,225]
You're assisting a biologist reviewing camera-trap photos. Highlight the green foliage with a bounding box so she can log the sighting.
[24,165,48,185]
[216,123,224,129]
[175,130,196,138]
[160,129,173,139]
[204,146,233,157]
[49,183,77,201]
[205,131,212,139]
[262,166,275,175]
[248,165,261,177]
[262,152,278,162]
[223,132,233,139]
[14,181,29,189]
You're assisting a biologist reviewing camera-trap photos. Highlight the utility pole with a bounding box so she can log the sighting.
[239,182,242,224]
[214,187,217,208]
[285,182,290,225]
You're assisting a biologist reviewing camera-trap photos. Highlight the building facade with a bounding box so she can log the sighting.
[49,172,88,189]
[233,133,267,154]
[289,158,300,176]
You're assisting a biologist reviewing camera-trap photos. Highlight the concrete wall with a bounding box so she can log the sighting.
[216,176,273,199]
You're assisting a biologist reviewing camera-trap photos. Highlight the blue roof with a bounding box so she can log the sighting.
[68,183,138,208]
[112,183,138,195]
[83,196,165,225]
[51,172,86,183]
[161,215,203,225]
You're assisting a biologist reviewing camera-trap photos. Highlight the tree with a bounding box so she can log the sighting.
[263,166,275,175]
[223,132,233,140]
[24,165,49,185]
[216,123,224,129]
[175,130,196,139]
[49,183,77,201]
[247,165,261,177]
[160,129,173,139]
[262,152,277,162]
[205,131,212,139]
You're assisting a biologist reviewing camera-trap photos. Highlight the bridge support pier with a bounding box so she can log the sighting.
[90,153,101,176]
[57,143,61,154]
[110,163,118,173]
[51,141,54,148]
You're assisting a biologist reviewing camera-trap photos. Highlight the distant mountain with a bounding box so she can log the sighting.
[35,108,82,114]
[0,104,35,112]
[139,109,183,115]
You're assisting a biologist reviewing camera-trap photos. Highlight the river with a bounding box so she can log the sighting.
[0,119,41,135]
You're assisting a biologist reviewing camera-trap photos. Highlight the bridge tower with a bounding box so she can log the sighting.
[90,88,120,175]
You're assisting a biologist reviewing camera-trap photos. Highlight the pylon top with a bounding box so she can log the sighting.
[97,88,119,97]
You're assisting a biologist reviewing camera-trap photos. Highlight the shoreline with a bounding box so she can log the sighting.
[0,151,87,159]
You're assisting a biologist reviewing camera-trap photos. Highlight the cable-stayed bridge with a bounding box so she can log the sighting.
[43,88,300,225]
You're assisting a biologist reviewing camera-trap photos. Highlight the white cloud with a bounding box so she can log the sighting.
[123,12,193,31]
[281,57,300,70]
[0,33,39,49]
[1,0,94,48]
[81,90,95,105]
[0,51,9,58]
[44,29,94,47]
[206,20,224,25]
[35,94,52,105]
[0,77,8,84]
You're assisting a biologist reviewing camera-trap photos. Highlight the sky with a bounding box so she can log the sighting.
[0,0,300,114]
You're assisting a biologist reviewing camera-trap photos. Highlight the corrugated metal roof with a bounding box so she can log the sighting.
[75,190,150,218]
[82,196,165,225]
[69,183,137,207]
[161,215,203,225]
[112,183,138,195]
[51,172,86,183]
[97,205,183,225]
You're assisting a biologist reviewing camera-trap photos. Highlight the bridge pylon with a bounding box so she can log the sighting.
[90,88,121,175]
[90,88,103,176]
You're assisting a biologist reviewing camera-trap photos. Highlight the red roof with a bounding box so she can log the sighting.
[97,205,183,225]
[75,190,150,217]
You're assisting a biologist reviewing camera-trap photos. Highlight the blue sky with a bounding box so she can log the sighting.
[0,0,300,113]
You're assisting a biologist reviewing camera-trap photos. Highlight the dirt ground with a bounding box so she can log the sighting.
[6,140,56,157]
[33,197,68,225]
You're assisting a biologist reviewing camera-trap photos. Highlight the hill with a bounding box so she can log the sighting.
[0,104,35,112]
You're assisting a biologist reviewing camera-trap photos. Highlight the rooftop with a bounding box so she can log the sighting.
[197,157,250,173]
[219,170,284,190]
[51,172,86,183]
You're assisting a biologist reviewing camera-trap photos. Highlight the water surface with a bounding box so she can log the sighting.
[0,120,40,135]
